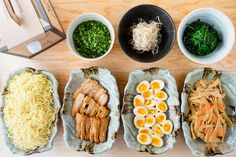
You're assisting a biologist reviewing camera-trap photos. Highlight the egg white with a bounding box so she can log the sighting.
[144,115,156,128]
[155,91,168,101]
[133,106,148,116]
[139,127,153,135]
[133,95,145,106]
[134,116,145,129]
[151,135,164,147]
[150,80,165,91]
[137,133,152,145]
[136,80,150,93]
[162,120,173,134]
[155,112,166,124]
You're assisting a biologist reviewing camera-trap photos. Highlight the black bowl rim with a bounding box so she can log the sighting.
[118,4,176,63]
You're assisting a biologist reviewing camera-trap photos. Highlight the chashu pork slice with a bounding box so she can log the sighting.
[99,116,110,143]
[80,96,91,114]
[86,99,96,115]
[72,93,85,117]
[93,118,101,144]
[89,103,100,117]
[75,113,83,138]
[85,116,91,140]
[93,87,107,101]
[97,93,109,106]
[72,78,91,100]
[89,117,95,143]
[80,114,87,140]
[88,84,101,98]
[96,105,110,118]
[83,79,99,95]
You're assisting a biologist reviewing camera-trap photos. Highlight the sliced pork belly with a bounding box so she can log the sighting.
[99,116,110,143]
[72,93,85,117]
[97,93,109,106]
[72,78,91,99]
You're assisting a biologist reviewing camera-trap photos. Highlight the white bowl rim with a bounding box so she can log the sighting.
[66,12,115,61]
[177,7,235,64]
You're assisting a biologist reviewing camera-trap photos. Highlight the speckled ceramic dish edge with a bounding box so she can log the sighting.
[122,67,180,154]
[0,67,61,155]
[61,66,120,154]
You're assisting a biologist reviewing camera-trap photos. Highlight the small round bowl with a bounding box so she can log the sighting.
[177,8,235,64]
[118,4,176,63]
[67,13,115,61]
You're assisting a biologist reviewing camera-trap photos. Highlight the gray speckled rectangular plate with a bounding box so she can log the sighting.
[0,67,61,155]
[61,67,120,154]
[181,68,236,156]
[122,67,180,154]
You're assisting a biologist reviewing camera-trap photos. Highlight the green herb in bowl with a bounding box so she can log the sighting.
[183,19,221,56]
[73,20,111,58]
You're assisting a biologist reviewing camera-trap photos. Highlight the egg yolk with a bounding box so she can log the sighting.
[163,124,171,132]
[143,90,152,99]
[158,101,167,112]
[139,134,148,143]
[156,91,166,99]
[137,108,147,115]
[136,120,145,128]
[146,117,154,124]
[144,100,152,106]
[134,98,143,106]
[137,84,148,92]
[151,82,160,90]
[153,126,163,136]
[156,115,165,123]
[152,137,162,147]
[140,129,149,134]
[148,108,156,115]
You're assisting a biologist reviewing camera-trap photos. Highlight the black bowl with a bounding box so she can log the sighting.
[118,4,176,63]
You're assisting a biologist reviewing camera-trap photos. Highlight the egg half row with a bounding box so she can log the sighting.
[133,102,168,117]
[137,133,164,147]
[134,116,173,135]
[136,80,165,93]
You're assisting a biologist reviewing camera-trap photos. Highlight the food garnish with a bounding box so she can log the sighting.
[187,79,233,149]
[133,79,173,147]
[130,18,162,54]
[73,20,111,58]
[3,71,56,151]
[183,19,221,56]
[72,78,110,143]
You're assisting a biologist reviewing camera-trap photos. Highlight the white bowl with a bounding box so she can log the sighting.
[177,8,235,64]
[67,13,115,61]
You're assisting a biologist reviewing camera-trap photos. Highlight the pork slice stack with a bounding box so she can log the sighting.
[72,78,110,143]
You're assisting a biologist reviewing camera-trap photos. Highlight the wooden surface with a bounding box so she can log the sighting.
[0,0,236,156]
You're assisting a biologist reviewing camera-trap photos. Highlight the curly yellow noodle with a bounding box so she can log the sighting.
[3,71,56,151]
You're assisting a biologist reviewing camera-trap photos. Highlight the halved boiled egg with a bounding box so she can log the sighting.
[139,127,153,135]
[145,115,156,127]
[147,107,158,116]
[156,101,168,112]
[155,91,168,100]
[143,99,155,107]
[150,80,164,91]
[133,106,148,116]
[136,81,150,93]
[162,120,173,134]
[133,95,144,107]
[137,133,152,145]
[142,89,154,100]
[152,124,164,137]
[134,116,145,129]
[151,135,164,147]
[155,112,166,124]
